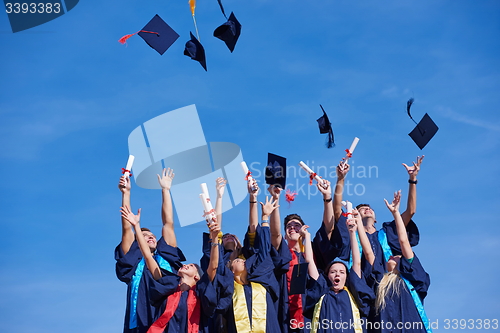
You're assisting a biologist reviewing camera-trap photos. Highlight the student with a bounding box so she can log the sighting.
[304,217,375,333]
[115,169,184,333]
[331,157,424,275]
[218,196,282,333]
[357,191,431,333]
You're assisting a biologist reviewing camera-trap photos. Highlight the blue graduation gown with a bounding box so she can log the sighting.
[304,269,375,333]
[367,256,430,333]
[148,245,234,333]
[115,238,185,333]
[221,225,282,333]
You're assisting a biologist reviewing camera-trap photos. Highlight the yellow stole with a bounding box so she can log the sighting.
[232,281,267,333]
[311,286,362,333]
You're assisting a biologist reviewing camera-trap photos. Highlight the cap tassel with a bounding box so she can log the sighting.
[326,128,335,148]
[407,98,425,136]
[118,30,160,45]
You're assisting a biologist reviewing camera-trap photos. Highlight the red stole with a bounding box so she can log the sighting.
[286,250,304,328]
[147,285,200,333]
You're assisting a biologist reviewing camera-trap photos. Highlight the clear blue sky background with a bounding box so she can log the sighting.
[1,1,499,332]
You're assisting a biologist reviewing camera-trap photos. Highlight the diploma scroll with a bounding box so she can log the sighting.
[299,161,326,187]
[121,155,135,187]
[240,161,257,192]
[200,191,217,225]
[342,137,359,164]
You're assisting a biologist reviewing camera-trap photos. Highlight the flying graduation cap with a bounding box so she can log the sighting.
[213,0,241,53]
[317,105,335,148]
[118,14,179,55]
[184,32,207,71]
[266,153,286,189]
[407,98,439,149]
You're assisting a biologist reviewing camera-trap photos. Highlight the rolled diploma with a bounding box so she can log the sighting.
[341,200,353,217]
[241,161,257,191]
[299,161,324,185]
[200,193,216,223]
[344,137,360,161]
[123,155,135,178]
[200,183,209,199]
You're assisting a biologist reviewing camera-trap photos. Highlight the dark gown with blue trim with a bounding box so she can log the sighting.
[115,238,186,333]
[304,268,375,333]
[220,225,282,333]
[366,256,430,333]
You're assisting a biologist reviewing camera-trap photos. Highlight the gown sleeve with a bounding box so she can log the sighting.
[115,241,142,283]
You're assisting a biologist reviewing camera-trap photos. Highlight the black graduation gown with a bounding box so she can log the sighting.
[304,269,375,333]
[367,256,430,333]
[115,238,186,333]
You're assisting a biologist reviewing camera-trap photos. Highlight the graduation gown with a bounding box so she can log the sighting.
[368,256,430,333]
[115,238,186,333]
[304,269,375,333]
[222,225,282,333]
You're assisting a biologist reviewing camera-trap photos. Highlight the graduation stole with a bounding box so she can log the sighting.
[286,250,304,326]
[378,230,432,333]
[129,254,172,329]
[147,285,200,333]
[310,287,362,333]
[232,281,267,333]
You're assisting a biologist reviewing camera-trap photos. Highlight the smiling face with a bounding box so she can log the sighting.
[357,205,376,221]
[178,263,200,281]
[327,263,347,293]
[285,220,303,242]
[141,230,157,251]
[222,233,241,251]
[386,255,401,273]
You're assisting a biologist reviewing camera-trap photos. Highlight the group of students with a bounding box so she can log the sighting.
[115,156,431,333]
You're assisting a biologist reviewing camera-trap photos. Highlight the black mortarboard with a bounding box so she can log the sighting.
[289,262,308,295]
[266,153,286,189]
[213,12,241,53]
[408,113,439,149]
[184,32,207,71]
[138,15,179,55]
[406,98,439,149]
[317,105,335,148]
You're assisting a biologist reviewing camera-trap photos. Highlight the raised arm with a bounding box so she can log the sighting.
[268,185,283,250]
[206,218,221,282]
[119,175,134,255]
[401,155,424,226]
[384,191,413,260]
[300,225,319,280]
[317,179,334,238]
[158,168,177,247]
[333,161,350,223]
[121,206,162,280]
[248,179,260,233]
[347,218,361,278]
[215,177,227,230]
[353,209,375,266]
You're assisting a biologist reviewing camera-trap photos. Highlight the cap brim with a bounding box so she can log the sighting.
[213,12,241,53]
[138,14,179,55]
[184,32,207,71]
[408,113,439,149]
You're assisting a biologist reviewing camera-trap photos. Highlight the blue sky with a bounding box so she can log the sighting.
[1,0,499,332]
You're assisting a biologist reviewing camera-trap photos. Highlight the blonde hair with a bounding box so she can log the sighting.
[375,272,404,313]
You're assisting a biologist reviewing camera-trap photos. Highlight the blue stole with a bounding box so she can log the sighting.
[378,229,432,333]
[129,254,172,329]
[348,231,362,269]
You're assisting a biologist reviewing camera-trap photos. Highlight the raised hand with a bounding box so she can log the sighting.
[247,178,259,195]
[384,190,402,213]
[346,218,357,232]
[298,224,310,239]
[121,206,141,227]
[118,175,131,193]
[402,155,424,180]
[267,184,283,200]
[317,179,332,196]
[260,196,280,217]
[216,177,227,197]
[336,161,350,180]
[157,168,175,190]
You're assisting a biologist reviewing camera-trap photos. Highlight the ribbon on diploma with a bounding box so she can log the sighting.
[345,149,352,158]
[309,173,317,185]
[121,168,132,177]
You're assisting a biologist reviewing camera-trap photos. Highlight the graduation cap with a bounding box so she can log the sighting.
[118,14,179,55]
[317,105,335,148]
[406,98,439,150]
[214,12,241,53]
[265,153,286,189]
[184,32,207,71]
[289,262,308,295]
